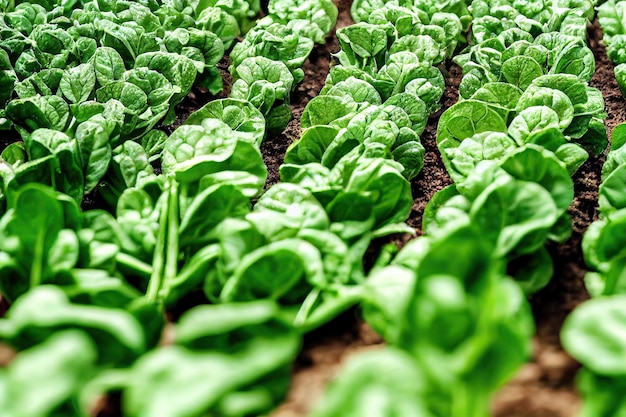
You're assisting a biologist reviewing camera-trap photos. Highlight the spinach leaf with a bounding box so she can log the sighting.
[162,119,266,197]
[123,300,300,417]
[309,348,432,417]
[0,286,146,366]
[0,330,97,417]
[267,0,338,44]
[229,21,314,84]
[184,98,266,148]
[562,295,626,375]
[0,184,76,301]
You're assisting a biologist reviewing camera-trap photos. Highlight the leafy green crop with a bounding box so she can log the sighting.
[224,0,337,133]
[309,348,435,417]
[0,0,255,207]
[576,124,626,297]
[470,0,594,43]
[561,293,626,417]
[598,0,626,97]
[122,301,300,417]
[0,0,615,416]
[0,330,97,417]
[315,224,534,417]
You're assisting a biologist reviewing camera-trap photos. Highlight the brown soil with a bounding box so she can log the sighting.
[268,5,626,417]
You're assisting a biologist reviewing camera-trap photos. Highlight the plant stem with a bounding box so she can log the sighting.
[115,252,152,279]
[145,183,170,303]
[30,226,46,288]
[160,180,179,302]
[294,286,364,332]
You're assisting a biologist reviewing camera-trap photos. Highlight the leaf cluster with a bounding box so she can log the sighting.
[470,0,594,43]
[226,0,338,133]
[313,223,534,417]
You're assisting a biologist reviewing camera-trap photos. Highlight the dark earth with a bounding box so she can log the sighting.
[1,0,625,416]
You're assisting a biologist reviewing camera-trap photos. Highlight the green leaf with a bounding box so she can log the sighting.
[615,64,626,97]
[265,103,293,133]
[1,331,97,417]
[162,121,266,196]
[0,184,69,298]
[335,23,391,71]
[325,77,381,105]
[385,93,429,134]
[196,7,241,49]
[575,369,626,417]
[231,56,294,111]
[24,129,84,201]
[508,106,561,144]
[268,0,338,44]
[220,239,324,303]
[551,40,595,82]
[470,82,523,121]
[101,141,155,207]
[75,116,115,193]
[301,95,358,128]
[59,63,96,104]
[175,300,291,351]
[309,348,431,417]
[437,100,507,169]
[141,129,168,161]
[135,52,197,123]
[562,295,626,375]
[501,55,543,90]
[122,339,296,417]
[516,86,575,130]
[5,95,70,132]
[93,47,126,86]
[509,246,553,294]
[96,81,148,113]
[442,131,517,183]
[251,183,331,236]
[185,98,266,147]
[179,184,250,249]
[470,175,559,256]
[529,74,588,108]
[600,164,626,215]
[0,286,146,366]
[1,142,26,165]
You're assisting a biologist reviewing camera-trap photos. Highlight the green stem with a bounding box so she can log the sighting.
[160,180,179,302]
[30,226,46,288]
[115,252,152,279]
[178,183,188,218]
[294,286,364,333]
[50,158,57,191]
[145,185,170,303]
[452,385,489,417]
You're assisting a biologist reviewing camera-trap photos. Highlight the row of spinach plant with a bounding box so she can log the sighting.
[560,2,626,415]
[271,0,469,330]
[0,0,340,416]
[308,0,609,416]
[0,0,259,204]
